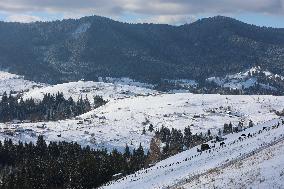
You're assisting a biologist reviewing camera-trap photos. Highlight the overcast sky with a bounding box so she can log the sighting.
[0,0,283,27]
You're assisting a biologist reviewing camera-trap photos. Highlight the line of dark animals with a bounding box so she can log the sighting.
[102,119,283,186]
[198,121,281,152]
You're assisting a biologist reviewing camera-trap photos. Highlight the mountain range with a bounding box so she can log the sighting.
[0,15,283,85]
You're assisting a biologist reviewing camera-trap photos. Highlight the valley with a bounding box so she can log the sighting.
[0,71,283,153]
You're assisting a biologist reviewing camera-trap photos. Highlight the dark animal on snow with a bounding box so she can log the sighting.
[201,143,211,151]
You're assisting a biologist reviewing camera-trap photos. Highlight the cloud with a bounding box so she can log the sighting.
[6,14,41,23]
[0,0,283,23]
[137,15,197,25]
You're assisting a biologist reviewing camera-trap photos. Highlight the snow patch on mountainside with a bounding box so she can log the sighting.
[98,77,155,89]
[164,79,198,88]
[206,67,282,90]
[73,22,91,35]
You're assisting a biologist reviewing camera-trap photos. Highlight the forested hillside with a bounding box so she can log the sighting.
[0,16,283,85]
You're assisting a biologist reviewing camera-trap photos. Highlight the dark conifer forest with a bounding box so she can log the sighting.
[0,92,107,122]
[0,136,147,188]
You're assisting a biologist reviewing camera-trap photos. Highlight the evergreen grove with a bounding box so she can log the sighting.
[147,120,255,163]
[0,136,147,189]
[0,92,107,122]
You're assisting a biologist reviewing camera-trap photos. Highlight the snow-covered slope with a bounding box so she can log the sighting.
[23,80,157,103]
[102,118,284,189]
[0,71,159,150]
[181,138,284,189]
[0,70,44,96]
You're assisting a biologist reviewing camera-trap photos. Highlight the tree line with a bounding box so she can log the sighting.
[0,136,147,189]
[147,120,255,163]
[0,92,107,122]
[148,126,210,161]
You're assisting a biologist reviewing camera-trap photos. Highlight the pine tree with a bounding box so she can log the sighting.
[124,144,131,159]
[184,126,192,148]
[169,128,183,154]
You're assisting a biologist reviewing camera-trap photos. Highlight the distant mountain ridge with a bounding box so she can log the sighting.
[0,15,283,86]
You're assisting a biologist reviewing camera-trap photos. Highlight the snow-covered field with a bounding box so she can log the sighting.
[102,118,284,189]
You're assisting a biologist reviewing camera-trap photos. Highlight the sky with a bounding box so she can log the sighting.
[0,0,283,28]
